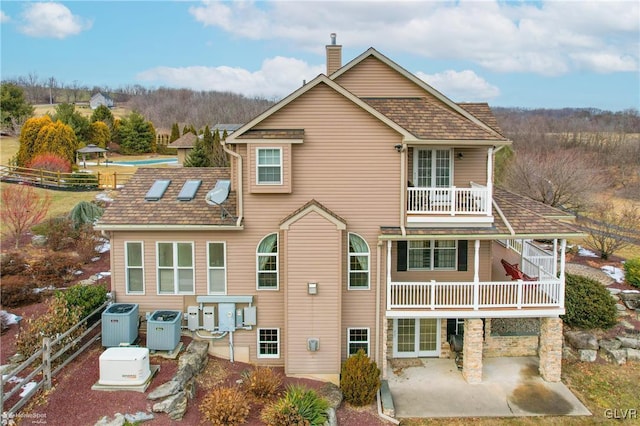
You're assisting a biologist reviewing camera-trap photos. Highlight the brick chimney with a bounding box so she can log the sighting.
[326,33,342,75]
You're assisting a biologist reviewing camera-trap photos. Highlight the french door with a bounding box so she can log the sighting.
[393,318,440,358]
[413,149,451,188]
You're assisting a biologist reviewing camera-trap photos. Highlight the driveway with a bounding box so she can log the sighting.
[386,356,591,418]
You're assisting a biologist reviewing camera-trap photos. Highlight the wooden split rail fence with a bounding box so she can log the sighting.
[0,165,134,190]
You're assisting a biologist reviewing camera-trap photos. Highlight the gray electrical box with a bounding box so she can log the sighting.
[236,308,244,327]
[203,306,215,331]
[218,303,236,332]
[187,306,199,331]
[307,338,320,352]
[243,306,257,326]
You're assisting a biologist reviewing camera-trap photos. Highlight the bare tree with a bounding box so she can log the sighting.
[583,201,640,259]
[502,148,606,213]
[1,184,52,248]
[48,76,57,104]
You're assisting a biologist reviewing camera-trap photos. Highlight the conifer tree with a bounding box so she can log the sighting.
[170,123,180,142]
[183,138,211,167]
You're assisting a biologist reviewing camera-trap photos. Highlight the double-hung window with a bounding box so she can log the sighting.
[257,148,282,185]
[157,242,194,294]
[257,233,278,289]
[207,242,226,294]
[347,328,370,356]
[348,233,370,290]
[125,242,144,294]
[408,240,456,270]
[257,328,280,358]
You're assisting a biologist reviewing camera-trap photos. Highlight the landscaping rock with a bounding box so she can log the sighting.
[31,235,47,247]
[600,348,627,365]
[565,331,599,350]
[152,391,185,415]
[148,380,181,400]
[607,288,622,295]
[578,349,597,362]
[627,348,640,362]
[617,336,640,349]
[599,339,622,351]
[615,303,627,312]
[562,346,577,361]
[318,382,343,410]
[184,378,197,400]
[324,407,337,426]
[94,413,125,426]
[620,291,640,310]
[124,412,154,423]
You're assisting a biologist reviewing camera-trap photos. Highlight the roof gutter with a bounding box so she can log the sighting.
[221,139,243,227]
[94,224,244,231]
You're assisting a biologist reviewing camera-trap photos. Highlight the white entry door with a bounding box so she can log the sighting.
[393,318,440,358]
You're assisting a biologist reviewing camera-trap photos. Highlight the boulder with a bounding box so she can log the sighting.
[599,339,622,351]
[124,412,154,423]
[324,407,337,426]
[317,382,343,410]
[565,331,599,350]
[31,235,47,246]
[616,336,640,349]
[562,346,577,361]
[578,349,597,362]
[600,348,627,365]
[94,413,125,426]
[627,348,640,362]
[152,391,186,416]
[148,380,181,400]
[607,288,622,295]
[619,291,640,310]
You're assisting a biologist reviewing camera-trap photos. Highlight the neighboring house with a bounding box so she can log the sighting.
[90,92,114,110]
[168,132,198,166]
[96,39,583,385]
[212,123,242,136]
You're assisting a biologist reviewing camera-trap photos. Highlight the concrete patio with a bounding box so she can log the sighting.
[385,356,591,419]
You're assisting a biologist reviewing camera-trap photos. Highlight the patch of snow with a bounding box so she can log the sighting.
[33,286,55,294]
[91,256,101,262]
[96,241,110,253]
[74,270,84,275]
[99,271,111,276]
[0,311,21,325]
[96,192,113,203]
[19,381,37,397]
[6,375,22,384]
[601,265,625,283]
[577,246,598,258]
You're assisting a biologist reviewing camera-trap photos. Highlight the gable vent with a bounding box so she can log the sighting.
[177,179,202,201]
[145,179,171,201]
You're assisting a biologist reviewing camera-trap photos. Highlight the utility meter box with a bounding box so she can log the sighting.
[243,306,257,326]
[218,303,236,332]
[203,306,215,331]
[187,306,199,331]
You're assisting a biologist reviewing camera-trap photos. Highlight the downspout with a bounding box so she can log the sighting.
[375,241,382,367]
[221,139,243,227]
[399,144,407,236]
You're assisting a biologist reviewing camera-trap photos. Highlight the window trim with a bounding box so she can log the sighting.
[156,241,195,295]
[125,241,145,295]
[256,147,283,185]
[348,233,370,290]
[347,327,370,356]
[257,328,280,359]
[256,233,279,290]
[407,239,457,271]
[207,241,227,295]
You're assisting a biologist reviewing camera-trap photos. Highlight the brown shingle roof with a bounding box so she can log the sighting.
[493,187,574,220]
[236,129,305,140]
[363,98,506,141]
[457,103,504,136]
[97,168,237,227]
[168,132,197,148]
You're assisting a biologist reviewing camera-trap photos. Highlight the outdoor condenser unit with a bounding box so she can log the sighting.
[101,303,139,347]
[99,347,151,386]
[146,310,182,351]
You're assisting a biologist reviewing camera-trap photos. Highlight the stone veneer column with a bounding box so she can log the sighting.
[539,317,563,382]
[462,318,484,384]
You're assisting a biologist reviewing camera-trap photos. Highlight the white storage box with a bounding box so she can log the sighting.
[99,347,151,386]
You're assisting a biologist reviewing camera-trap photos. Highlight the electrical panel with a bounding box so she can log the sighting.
[203,306,215,331]
[236,308,244,327]
[187,306,199,331]
[218,303,236,332]
[243,306,257,326]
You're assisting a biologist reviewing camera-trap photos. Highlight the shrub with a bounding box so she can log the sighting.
[16,295,83,358]
[242,366,282,400]
[261,400,308,426]
[261,385,329,426]
[29,252,81,288]
[74,224,101,264]
[26,152,72,173]
[0,275,41,307]
[340,349,381,406]
[58,284,108,321]
[561,273,617,329]
[1,251,28,276]
[68,201,104,229]
[624,258,640,288]
[69,173,99,189]
[41,217,77,250]
[199,386,250,426]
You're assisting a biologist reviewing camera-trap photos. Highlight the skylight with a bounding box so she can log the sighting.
[177,179,202,201]
[145,179,171,201]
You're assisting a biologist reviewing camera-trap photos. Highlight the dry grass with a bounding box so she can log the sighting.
[32,103,130,120]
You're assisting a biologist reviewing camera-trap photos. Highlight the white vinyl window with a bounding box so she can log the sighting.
[348,233,370,290]
[347,328,370,356]
[125,241,144,294]
[257,148,282,184]
[207,242,226,294]
[157,242,194,294]
[257,233,278,290]
[408,240,456,270]
[257,328,280,358]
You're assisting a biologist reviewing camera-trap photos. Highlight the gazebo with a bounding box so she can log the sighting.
[76,144,108,168]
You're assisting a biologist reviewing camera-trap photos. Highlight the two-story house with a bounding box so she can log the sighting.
[95,38,582,385]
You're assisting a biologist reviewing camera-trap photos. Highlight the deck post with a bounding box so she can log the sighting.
[462,319,484,384]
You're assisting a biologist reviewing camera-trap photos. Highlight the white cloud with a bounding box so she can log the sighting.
[137,56,324,99]
[0,11,9,23]
[189,0,639,75]
[19,2,92,39]
[416,70,500,102]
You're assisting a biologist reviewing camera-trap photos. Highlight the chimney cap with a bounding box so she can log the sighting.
[330,33,337,45]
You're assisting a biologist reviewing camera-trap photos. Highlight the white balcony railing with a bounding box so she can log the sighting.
[388,279,562,310]
[407,186,490,215]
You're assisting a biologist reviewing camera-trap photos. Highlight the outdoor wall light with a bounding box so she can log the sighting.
[457,152,464,160]
[308,282,318,295]
[394,144,403,152]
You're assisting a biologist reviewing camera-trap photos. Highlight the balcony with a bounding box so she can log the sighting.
[406,185,492,225]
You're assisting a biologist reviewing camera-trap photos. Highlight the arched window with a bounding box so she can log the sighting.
[257,233,278,290]
[348,233,370,290]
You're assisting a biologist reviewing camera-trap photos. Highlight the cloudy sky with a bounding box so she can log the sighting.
[1,1,638,110]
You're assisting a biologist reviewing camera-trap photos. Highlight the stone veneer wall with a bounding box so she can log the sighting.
[483,318,539,357]
[462,318,483,384]
[539,317,563,382]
